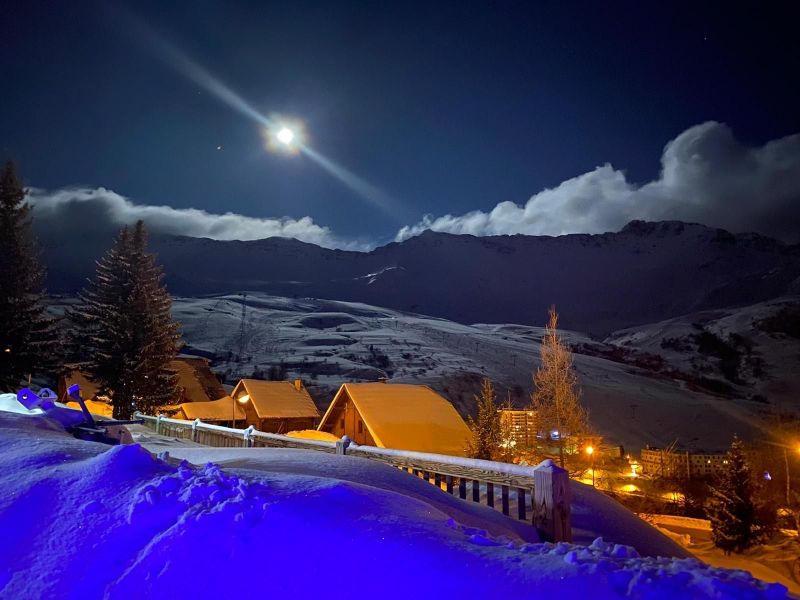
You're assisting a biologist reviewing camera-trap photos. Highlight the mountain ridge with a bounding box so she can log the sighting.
[41,220,800,335]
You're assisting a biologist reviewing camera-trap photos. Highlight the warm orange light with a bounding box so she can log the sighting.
[586,446,594,455]
[237,394,250,404]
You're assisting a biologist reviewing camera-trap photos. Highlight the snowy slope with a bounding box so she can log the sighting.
[606,297,800,407]
[0,405,789,599]
[41,220,800,334]
[161,293,777,453]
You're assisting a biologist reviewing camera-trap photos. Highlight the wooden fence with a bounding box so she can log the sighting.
[135,413,571,542]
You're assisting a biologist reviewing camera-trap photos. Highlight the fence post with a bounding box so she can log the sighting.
[156,414,163,435]
[336,435,351,456]
[191,419,200,443]
[243,426,255,448]
[533,459,572,542]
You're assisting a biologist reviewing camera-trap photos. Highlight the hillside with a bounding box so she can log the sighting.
[116,292,795,453]
[41,220,800,335]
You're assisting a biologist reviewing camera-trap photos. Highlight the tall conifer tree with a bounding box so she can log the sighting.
[0,161,59,390]
[466,378,502,460]
[69,221,180,418]
[708,436,772,554]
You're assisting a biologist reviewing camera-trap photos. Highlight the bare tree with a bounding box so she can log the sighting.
[532,306,589,469]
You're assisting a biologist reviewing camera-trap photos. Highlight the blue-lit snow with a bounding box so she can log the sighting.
[0,400,788,599]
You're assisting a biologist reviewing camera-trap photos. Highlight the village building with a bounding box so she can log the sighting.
[640,446,729,479]
[175,395,247,427]
[58,357,226,405]
[231,379,320,433]
[498,408,537,449]
[317,382,471,456]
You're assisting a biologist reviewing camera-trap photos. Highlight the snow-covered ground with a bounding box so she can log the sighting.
[0,400,790,599]
[164,292,784,452]
[648,514,800,597]
[607,297,800,408]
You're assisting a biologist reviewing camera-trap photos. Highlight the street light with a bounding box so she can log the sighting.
[233,393,250,428]
[586,445,595,488]
[783,445,800,506]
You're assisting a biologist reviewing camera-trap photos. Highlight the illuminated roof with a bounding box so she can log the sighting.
[232,380,319,420]
[319,383,471,456]
[63,399,113,418]
[178,396,245,422]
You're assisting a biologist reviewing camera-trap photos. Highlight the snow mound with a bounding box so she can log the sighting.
[0,410,789,599]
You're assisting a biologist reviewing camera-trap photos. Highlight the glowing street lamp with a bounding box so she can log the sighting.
[586,445,595,488]
[233,393,250,428]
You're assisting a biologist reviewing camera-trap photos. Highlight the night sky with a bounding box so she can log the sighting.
[2,1,799,247]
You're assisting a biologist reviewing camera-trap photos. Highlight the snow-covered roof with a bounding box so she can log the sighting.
[320,383,471,456]
[178,396,245,422]
[172,357,227,403]
[60,358,225,404]
[285,429,340,442]
[63,399,113,418]
[232,380,319,420]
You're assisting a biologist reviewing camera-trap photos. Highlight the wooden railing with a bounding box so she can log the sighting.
[135,413,571,541]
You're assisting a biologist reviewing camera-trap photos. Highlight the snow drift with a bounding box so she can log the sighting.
[0,399,789,599]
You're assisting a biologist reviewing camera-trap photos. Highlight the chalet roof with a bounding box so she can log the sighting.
[59,357,225,405]
[173,357,227,403]
[178,396,246,422]
[232,380,319,420]
[59,368,101,402]
[320,383,471,456]
[63,399,113,418]
[286,430,340,442]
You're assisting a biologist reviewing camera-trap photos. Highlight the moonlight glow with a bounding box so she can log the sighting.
[276,127,295,145]
[263,118,305,154]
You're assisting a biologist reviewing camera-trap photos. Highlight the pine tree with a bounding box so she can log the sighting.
[0,161,59,390]
[466,378,502,460]
[69,221,180,419]
[707,436,771,554]
[532,306,588,469]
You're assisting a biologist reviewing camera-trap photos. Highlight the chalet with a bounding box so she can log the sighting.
[58,357,226,406]
[317,382,471,456]
[171,357,228,403]
[176,396,246,427]
[232,379,320,433]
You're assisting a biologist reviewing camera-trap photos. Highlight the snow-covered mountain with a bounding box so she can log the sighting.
[42,220,800,335]
[102,291,793,454]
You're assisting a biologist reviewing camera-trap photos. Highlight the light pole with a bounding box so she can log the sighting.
[586,445,595,488]
[233,394,249,429]
[784,445,800,506]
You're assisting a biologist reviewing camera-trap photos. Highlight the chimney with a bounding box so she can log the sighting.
[294,379,303,391]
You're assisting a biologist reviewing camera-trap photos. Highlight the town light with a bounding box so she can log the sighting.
[586,446,594,455]
[586,445,596,488]
[232,394,250,428]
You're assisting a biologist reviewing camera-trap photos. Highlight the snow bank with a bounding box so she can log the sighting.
[0,410,789,599]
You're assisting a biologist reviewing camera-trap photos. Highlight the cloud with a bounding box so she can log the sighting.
[396,122,800,243]
[26,187,363,250]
